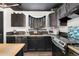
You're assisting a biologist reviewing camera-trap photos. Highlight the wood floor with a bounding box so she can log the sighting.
[24,51,52,56]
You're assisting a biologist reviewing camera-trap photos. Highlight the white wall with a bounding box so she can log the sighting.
[67,17,79,26]
[60,17,79,33]
[59,26,68,33]
[59,16,79,33]
[5,11,54,32]
[0,8,14,43]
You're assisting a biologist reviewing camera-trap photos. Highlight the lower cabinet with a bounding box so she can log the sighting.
[0,35,3,43]
[15,37,27,52]
[6,36,52,51]
[7,36,27,52]
[27,36,52,51]
[52,43,65,56]
[7,36,15,43]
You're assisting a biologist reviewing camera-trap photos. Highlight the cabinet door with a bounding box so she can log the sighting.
[44,37,52,50]
[27,37,38,50]
[49,13,57,27]
[15,37,28,52]
[7,36,15,43]
[0,12,3,43]
[15,37,22,43]
[11,14,25,27]
[37,37,46,50]
[0,35,3,43]
[27,37,52,51]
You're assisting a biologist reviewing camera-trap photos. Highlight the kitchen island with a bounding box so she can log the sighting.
[0,44,25,56]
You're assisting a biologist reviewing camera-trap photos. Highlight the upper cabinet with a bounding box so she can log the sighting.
[11,13,26,27]
[49,13,57,27]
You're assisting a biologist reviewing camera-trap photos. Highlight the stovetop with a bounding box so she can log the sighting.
[51,36,70,51]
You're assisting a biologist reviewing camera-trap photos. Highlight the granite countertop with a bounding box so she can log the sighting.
[68,45,79,54]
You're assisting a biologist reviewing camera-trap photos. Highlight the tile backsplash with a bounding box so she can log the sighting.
[68,26,79,43]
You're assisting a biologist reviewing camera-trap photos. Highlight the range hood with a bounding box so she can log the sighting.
[68,6,79,19]
[68,13,79,19]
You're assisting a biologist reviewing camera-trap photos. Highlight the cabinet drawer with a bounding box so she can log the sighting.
[27,36,52,51]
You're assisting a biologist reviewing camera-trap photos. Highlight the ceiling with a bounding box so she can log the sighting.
[11,3,62,11]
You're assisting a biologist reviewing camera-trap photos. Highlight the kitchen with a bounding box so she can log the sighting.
[0,3,79,56]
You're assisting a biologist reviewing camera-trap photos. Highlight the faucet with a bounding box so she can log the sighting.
[13,30,17,34]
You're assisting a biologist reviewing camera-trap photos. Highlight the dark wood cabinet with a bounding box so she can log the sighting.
[27,36,52,51]
[0,12,3,43]
[6,36,52,51]
[15,37,27,52]
[52,43,64,56]
[11,13,25,27]
[49,13,57,27]
[6,36,27,52]
[0,35,3,43]
[7,36,15,43]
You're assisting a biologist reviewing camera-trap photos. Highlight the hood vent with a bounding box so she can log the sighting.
[68,6,79,18]
[68,13,79,19]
